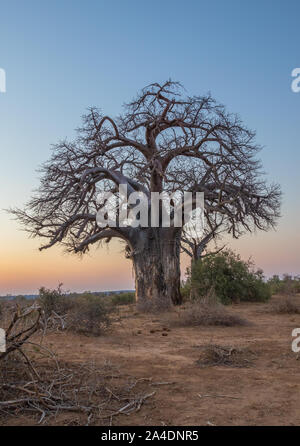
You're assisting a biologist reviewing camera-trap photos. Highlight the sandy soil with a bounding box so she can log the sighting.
[2,295,300,426]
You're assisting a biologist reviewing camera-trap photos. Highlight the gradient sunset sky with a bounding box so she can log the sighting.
[0,0,299,295]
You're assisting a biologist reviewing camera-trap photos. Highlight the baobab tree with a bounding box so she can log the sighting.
[11,81,281,309]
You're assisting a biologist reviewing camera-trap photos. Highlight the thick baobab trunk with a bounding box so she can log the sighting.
[131,228,182,310]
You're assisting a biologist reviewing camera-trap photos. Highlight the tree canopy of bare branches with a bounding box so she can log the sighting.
[10,81,281,308]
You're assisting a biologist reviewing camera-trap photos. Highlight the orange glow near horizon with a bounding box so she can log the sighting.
[0,220,134,294]
[1,215,299,296]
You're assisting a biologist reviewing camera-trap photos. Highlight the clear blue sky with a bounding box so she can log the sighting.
[0,0,299,294]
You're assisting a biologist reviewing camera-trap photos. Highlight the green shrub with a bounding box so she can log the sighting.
[186,250,271,305]
[110,292,135,306]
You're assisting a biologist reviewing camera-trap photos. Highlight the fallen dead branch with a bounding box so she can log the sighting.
[0,304,155,425]
[196,344,256,368]
[0,355,156,425]
[0,303,42,360]
[151,381,176,386]
[99,390,156,421]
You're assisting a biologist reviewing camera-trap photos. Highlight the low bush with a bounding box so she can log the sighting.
[271,297,300,314]
[13,295,28,305]
[68,295,113,336]
[267,274,300,296]
[176,295,247,327]
[39,286,113,336]
[38,285,74,317]
[136,294,172,313]
[110,292,135,306]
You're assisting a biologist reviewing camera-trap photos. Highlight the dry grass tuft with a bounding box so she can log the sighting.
[271,297,300,314]
[172,297,248,327]
[136,295,172,314]
[196,344,255,368]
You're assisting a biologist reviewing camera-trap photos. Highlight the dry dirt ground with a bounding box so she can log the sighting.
[2,295,300,426]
